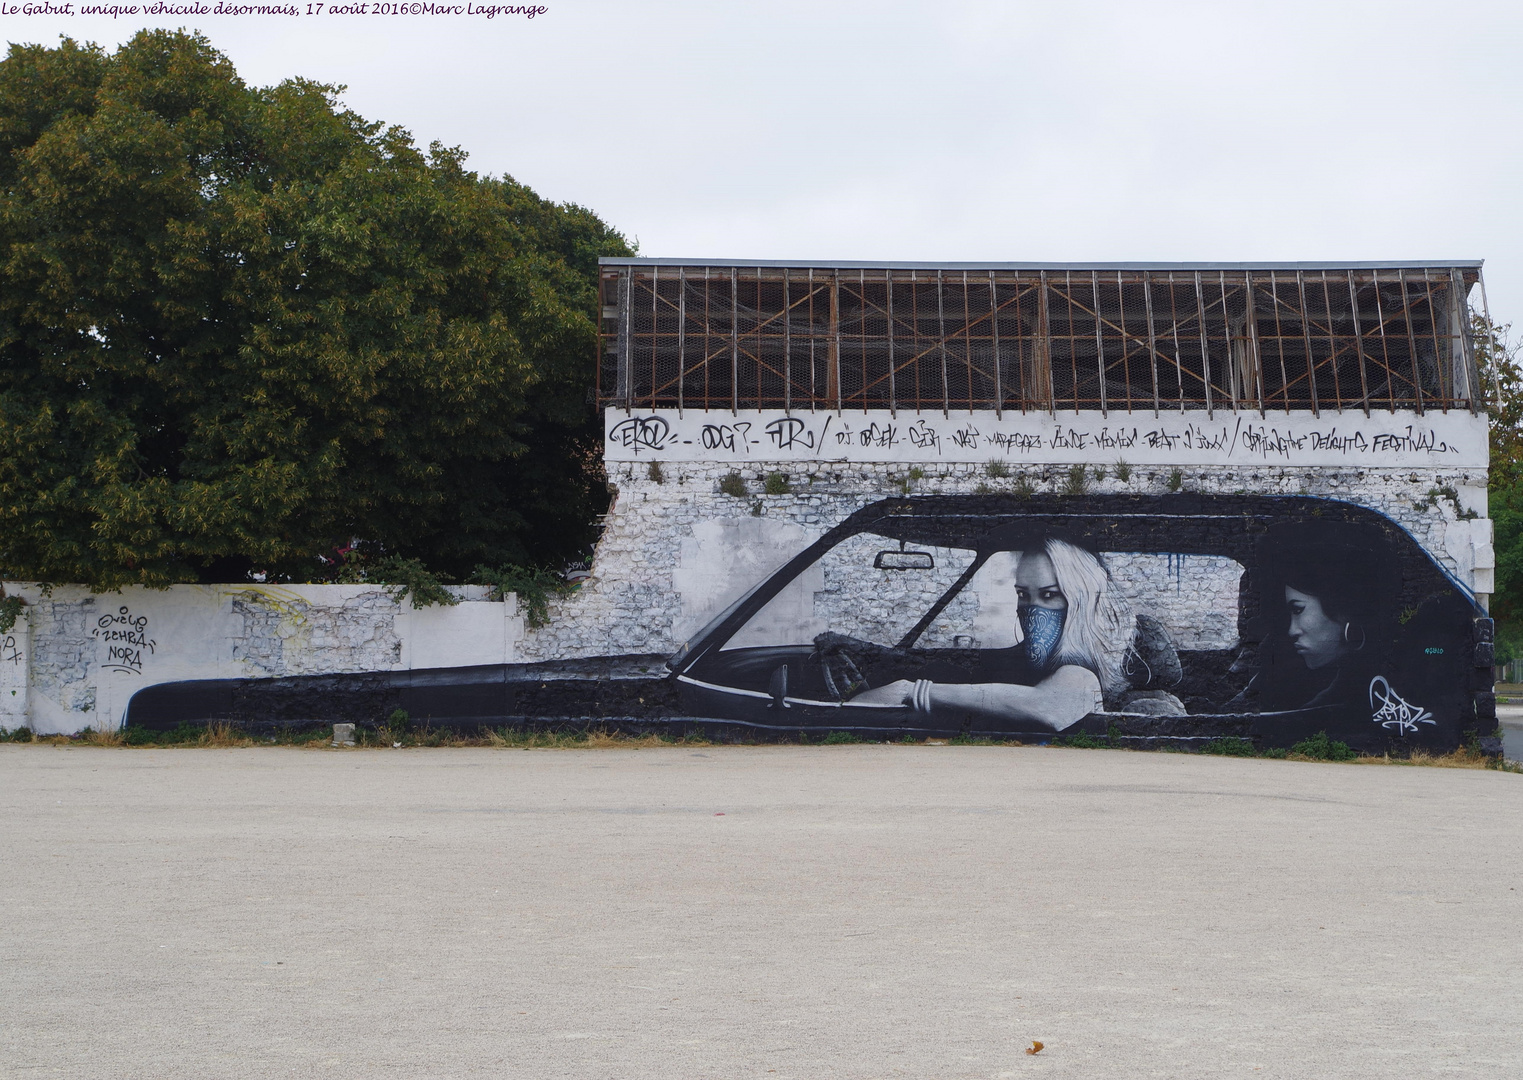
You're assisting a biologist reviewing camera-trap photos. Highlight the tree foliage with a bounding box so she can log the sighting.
[0,31,629,591]
[1478,313,1523,661]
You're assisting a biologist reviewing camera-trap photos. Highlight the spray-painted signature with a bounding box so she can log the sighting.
[1369,675,1434,734]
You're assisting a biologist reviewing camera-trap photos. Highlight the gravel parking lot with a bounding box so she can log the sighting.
[3,743,1521,1079]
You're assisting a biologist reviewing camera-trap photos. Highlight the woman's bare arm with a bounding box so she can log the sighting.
[851,665,1102,731]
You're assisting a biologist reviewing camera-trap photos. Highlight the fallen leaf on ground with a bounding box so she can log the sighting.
[1025,1041,1044,1055]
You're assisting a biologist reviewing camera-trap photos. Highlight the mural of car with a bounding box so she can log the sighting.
[126,493,1495,754]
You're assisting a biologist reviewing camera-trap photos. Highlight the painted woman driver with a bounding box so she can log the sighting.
[851,538,1135,730]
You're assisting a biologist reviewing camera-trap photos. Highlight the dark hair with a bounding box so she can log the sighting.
[1261,520,1397,628]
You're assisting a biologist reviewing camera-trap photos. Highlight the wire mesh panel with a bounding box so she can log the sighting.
[600,263,1484,414]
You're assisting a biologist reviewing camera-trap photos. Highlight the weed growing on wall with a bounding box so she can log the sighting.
[1063,464,1088,496]
[0,589,24,634]
[1414,484,1477,519]
[339,555,459,609]
[822,730,861,744]
[1166,468,1183,492]
[985,460,1010,479]
[763,472,791,495]
[1012,475,1035,499]
[718,471,747,498]
[1114,460,1132,482]
[472,565,573,629]
[646,461,666,484]
[0,725,33,742]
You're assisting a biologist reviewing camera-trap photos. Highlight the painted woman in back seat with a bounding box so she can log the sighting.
[850,537,1137,730]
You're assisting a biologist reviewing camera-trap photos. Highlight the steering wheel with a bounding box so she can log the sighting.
[810,633,874,701]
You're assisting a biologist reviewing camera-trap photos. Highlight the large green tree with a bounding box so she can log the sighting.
[0,30,629,591]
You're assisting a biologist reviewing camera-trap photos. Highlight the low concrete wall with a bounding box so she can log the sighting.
[2,584,526,735]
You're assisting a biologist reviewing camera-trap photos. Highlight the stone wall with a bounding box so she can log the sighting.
[531,458,1491,664]
[1,439,1494,737]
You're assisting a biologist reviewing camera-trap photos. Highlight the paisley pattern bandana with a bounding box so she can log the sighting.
[1019,605,1066,669]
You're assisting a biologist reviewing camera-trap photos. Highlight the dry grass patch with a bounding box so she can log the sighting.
[1355,747,1522,772]
[76,726,125,747]
[198,721,255,748]
[483,727,705,750]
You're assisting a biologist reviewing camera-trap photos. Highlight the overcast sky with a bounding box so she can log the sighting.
[6,0,1522,326]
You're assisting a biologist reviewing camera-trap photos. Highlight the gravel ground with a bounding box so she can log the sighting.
[2,742,1521,1079]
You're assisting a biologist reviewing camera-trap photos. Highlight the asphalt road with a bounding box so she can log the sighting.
[3,743,1521,1080]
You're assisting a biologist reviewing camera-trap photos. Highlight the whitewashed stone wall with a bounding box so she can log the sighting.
[3,584,528,735]
[2,414,1493,735]
[534,458,1489,664]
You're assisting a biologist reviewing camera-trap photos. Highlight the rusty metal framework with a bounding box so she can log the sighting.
[599,260,1486,415]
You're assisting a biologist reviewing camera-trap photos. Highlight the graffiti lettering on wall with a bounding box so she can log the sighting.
[2,635,21,667]
[604,409,1487,468]
[1369,676,1435,734]
[93,606,156,674]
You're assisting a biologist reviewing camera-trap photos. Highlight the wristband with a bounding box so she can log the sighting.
[912,679,934,715]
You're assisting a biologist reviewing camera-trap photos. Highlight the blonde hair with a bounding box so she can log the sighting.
[1015,538,1134,696]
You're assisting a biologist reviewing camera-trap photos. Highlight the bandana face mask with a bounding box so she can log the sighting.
[1019,604,1066,669]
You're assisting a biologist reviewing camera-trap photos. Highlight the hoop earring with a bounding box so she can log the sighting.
[1343,622,1366,651]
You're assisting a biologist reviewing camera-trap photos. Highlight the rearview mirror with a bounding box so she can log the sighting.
[874,549,935,570]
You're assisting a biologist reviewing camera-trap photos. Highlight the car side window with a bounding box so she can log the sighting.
[720,531,979,650]
[908,551,1247,651]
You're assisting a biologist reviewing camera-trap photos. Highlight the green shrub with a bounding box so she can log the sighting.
[1289,731,1357,761]
[1,725,33,743]
[472,564,573,629]
[763,471,791,495]
[1202,737,1257,757]
[339,555,459,609]
[0,593,25,634]
[985,460,1010,479]
[124,721,203,746]
[1055,730,1109,749]
[822,730,860,744]
[718,471,747,498]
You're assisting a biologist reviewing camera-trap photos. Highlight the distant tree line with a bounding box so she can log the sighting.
[1481,314,1523,666]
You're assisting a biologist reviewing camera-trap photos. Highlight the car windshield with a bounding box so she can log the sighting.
[720,531,980,650]
[718,535,1246,654]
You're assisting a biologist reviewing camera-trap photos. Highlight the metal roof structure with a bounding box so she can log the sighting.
[599,259,1489,416]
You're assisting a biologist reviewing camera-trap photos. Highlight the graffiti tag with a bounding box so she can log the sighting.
[93,606,156,675]
[1369,426,1459,455]
[949,424,980,449]
[1369,675,1434,734]
[608,415,672,454]
[764,416,816,451]
[1,634,20,667]
[835,422,901,449]
[702,422,753,452]
[907,420,940,452]
[985,431,1043,454]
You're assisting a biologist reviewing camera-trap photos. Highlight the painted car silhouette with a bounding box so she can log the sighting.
[126,493,1494,754]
